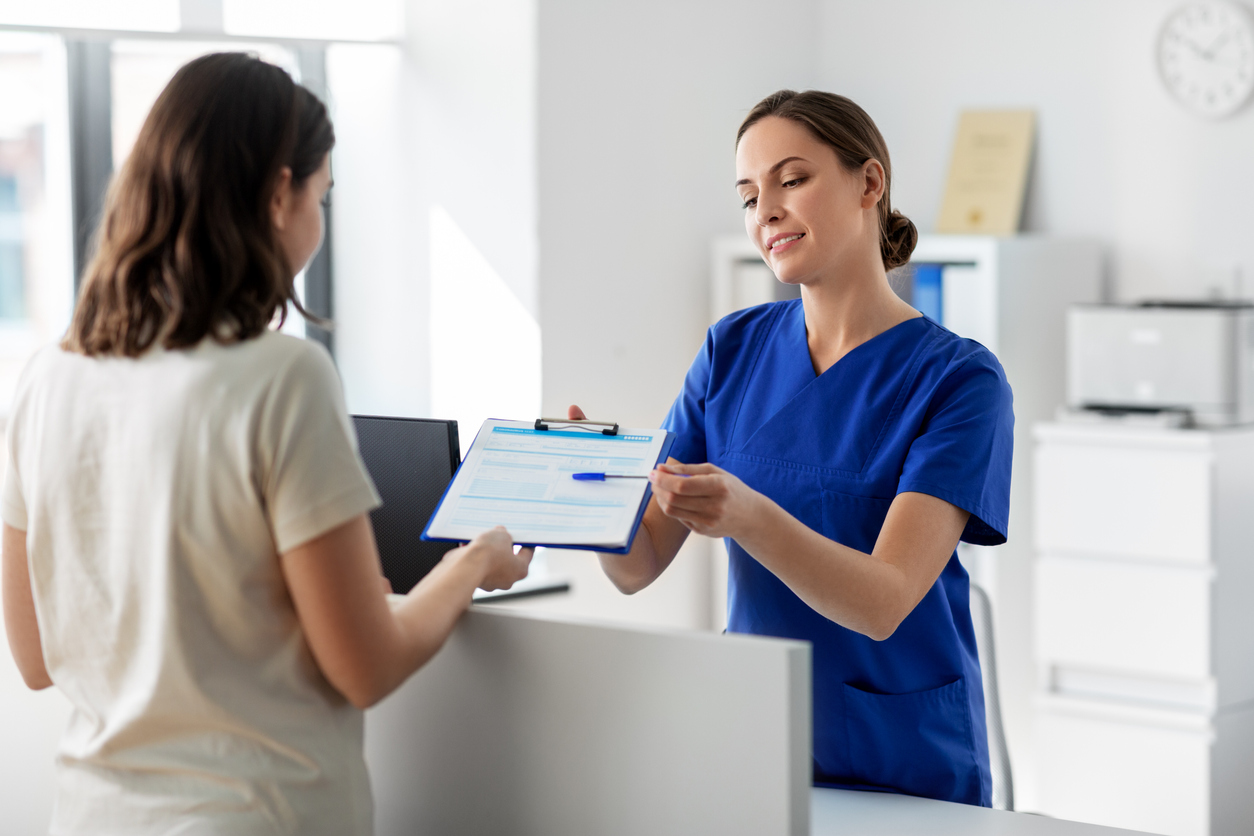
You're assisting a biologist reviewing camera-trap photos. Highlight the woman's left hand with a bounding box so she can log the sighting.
[648,459,765,540]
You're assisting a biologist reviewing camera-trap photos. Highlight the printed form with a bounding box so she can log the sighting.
[423,419,672,551]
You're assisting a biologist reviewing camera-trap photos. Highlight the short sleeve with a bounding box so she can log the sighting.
[2,427,26,531]
[261,342,381,554]
[661,329,714,465]
[896,353,1014,546]
[1,350,39,532]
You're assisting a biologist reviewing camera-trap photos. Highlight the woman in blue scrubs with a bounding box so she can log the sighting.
[571,90,1013,806]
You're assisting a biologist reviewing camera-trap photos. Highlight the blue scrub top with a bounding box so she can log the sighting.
[662,299,1014,807]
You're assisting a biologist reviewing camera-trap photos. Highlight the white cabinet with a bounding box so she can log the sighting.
[1035,439,1212,564]
[1037,696,1213,836]
[1034,422,1254,835]
[1037,556,1213,682]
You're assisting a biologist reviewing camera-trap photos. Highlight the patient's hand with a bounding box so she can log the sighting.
[466,526,533,591]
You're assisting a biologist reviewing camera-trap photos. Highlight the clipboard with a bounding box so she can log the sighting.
[421,418,676,554]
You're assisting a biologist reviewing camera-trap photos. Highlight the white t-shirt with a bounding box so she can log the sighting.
[2,331,382,836]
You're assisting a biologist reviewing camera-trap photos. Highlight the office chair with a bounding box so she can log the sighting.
[970,581,1014,811]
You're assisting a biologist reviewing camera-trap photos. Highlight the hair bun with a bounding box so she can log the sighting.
[881,209,917,271]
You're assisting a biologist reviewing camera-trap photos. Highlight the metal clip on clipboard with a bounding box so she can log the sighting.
[534,417,620,436]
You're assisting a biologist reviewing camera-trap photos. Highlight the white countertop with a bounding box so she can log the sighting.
[813,788,1154,835]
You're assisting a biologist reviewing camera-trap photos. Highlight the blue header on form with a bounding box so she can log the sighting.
[493,427,652,442]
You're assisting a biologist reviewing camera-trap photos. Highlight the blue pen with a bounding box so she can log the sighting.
[572,472,649,481]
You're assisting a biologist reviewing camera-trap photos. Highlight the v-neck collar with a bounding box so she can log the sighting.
[723,304,937,473]
[791,301,927,381]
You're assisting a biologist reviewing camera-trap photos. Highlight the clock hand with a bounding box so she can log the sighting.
[1181,35,1212,60]
[1203,30,1233,60]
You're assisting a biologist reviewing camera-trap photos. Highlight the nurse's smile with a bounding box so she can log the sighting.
[767,232,806,254]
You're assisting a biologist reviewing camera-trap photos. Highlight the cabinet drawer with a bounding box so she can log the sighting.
[1036,556,1211,680]
[1035,442,1210,563]
[1038,696,1210,836]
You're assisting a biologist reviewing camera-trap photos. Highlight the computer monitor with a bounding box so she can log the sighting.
[352,415,460,594]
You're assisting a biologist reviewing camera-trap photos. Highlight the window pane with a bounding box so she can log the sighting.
[0,32,74,410]
[0,0,179,32]
[0,177,26,318]
[223,0,402,42]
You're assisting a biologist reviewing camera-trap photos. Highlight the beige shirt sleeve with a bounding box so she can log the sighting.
[260,341,381,554]
[1,352,35,532]
[2,423,26,531]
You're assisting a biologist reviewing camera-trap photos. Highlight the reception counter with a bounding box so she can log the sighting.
[812,787,1150,835]
[366,607,1152,836]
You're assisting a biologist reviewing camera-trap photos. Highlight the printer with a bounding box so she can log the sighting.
[1067,301,1254,427]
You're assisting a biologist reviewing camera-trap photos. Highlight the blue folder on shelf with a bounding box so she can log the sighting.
[422,418,676,554]
[912,262,944,323]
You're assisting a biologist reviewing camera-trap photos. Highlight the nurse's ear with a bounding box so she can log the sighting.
[858,159,886,210]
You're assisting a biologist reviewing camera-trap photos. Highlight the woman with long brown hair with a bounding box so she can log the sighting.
[1,52,529,834]
[571,90,1014,806]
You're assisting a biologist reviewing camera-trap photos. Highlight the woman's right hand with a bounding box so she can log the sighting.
[284,518,531,709]
[462,526,533,592]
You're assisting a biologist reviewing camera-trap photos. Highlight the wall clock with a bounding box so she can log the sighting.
[1157,1,1254,118]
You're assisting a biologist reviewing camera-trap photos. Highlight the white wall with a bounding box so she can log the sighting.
[536,0,817,428]
[408,0,538,321]
[816,0,1254,809]
[328,43,425,417]
[334,0,539,419]
[817,0,1254,302]
[332,1,751,633]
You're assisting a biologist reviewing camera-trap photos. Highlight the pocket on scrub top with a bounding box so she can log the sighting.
[843,677,980,803]
[820,489,892,552]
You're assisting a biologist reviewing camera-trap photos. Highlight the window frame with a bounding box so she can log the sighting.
[2,18,399,359]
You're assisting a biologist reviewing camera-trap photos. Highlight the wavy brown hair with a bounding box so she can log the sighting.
[64,52,335,357]
[737,90,917,271]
